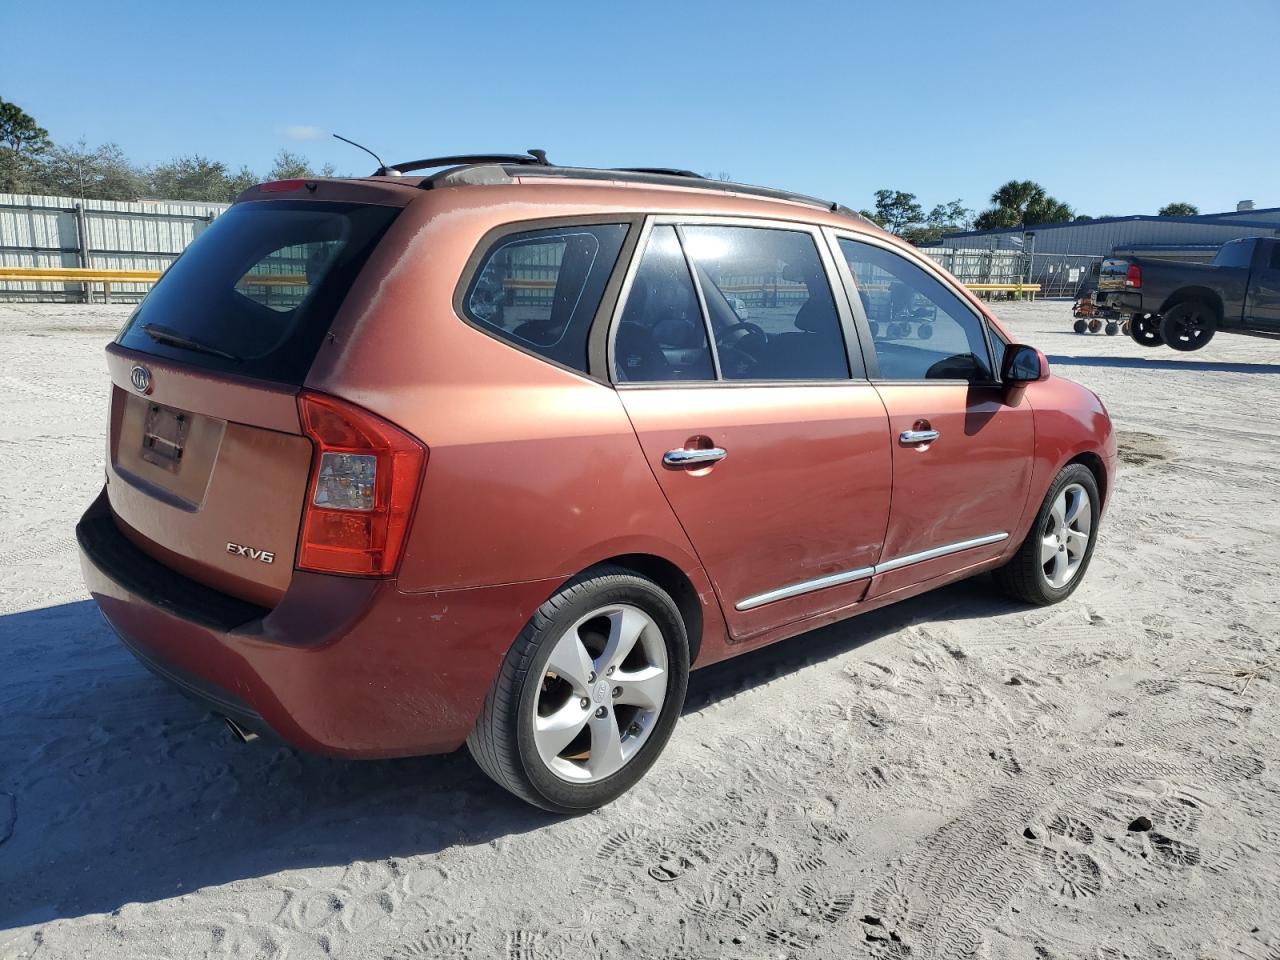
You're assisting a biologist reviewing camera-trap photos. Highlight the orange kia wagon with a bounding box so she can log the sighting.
[79,153,1116,811]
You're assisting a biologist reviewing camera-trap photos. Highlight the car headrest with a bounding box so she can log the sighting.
[794,294,836,333]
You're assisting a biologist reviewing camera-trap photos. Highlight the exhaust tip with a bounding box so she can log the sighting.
[223,716,260,744]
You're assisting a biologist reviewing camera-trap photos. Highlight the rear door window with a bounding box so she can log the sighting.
[462,223,629,374]
[614,225,715,382]
[681,225,850,381]
[117,201,399,383]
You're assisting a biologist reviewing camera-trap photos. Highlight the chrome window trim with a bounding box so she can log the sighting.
[606,214,866,386]
[734,531,1010,611]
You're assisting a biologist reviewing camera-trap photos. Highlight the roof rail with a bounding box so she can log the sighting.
[408,156,865,221]
[613,167,705,179]
[378,149,550,177]
[490,165,860,218]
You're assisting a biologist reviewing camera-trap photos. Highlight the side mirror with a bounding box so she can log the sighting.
[1001,344,1050,384]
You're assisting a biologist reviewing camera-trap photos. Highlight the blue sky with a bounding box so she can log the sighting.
[2,0,1274,218]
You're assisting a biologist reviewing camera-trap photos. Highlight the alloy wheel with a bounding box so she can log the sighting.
[1040,483,1091,588]
[533,604,669,783]
[1169,309,1210,347]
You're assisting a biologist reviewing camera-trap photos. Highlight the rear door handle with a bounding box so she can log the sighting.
[899,429,940,445]
[663,447,727,467]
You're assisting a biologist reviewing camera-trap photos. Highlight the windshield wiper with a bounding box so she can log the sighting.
[142,323,242,362]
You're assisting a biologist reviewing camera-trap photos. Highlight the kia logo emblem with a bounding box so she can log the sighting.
[130,364,152,394]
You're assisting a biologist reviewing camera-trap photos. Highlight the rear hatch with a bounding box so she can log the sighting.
[105,195,401,607]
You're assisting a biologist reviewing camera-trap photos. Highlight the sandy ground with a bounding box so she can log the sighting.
[1,300,1278,960]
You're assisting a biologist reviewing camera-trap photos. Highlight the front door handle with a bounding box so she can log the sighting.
[899,429,940,445]
[663,447,727,468]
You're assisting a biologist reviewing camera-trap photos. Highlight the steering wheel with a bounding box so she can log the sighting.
[715,321,767,378]
[716,321,768,353]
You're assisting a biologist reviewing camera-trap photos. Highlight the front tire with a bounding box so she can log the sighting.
[994,463,1101,606]
[1159,302,1217,351]
[467,566,690,812]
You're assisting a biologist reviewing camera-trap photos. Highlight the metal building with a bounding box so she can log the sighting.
[936,206,1280,257]
[928,205,1280,297]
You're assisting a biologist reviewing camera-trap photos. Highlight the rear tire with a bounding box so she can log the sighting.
[1104,322,1119,336]
[467,566,689,813]
[1159,302,1217,351]
[1129,314,1164,347]
[994,463,1101,606]
[1073,318,1088,334]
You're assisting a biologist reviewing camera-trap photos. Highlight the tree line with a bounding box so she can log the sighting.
[0,97,339,203]
[3,96,1203,232]
[859,182,1201,246]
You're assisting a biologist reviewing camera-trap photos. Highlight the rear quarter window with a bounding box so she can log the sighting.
[461,223,629,374]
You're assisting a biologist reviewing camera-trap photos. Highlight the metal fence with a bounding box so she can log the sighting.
[923,247,1103,299]
[1028,254,1104,298]
[0,193,228,301]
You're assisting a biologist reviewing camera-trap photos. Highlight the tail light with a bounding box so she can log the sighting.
[1125,264,1142,289]
[297,392,426,576]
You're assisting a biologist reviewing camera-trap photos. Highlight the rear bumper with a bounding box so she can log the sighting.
[77,488,559,758]
[1092,289,1144,317]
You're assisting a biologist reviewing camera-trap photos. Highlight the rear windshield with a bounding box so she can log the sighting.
[117,200,399,383]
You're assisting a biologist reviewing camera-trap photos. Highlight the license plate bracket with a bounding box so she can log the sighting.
[141,402,189,472]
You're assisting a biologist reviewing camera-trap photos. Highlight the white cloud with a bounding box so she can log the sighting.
[282,125,326,141]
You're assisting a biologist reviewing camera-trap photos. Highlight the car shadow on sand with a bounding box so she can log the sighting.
[1047,353,1280,375]
[0,582,1020,927]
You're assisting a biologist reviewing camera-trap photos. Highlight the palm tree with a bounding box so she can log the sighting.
[975,180,1074,229]
[991,180,1045,218]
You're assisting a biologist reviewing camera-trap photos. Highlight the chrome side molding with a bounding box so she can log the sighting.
[735,565,876,611]
[872,532,1009,574]
[734,532,1009,612]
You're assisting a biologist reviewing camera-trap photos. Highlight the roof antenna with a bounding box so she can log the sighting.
[528,148,551,166]
[333,133,398,176]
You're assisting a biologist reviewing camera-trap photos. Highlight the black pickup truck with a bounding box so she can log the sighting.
[1090,236,1280,351]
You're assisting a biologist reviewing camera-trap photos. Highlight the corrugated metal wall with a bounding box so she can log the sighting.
[937,217,1279,257]
[0,193,228,299]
